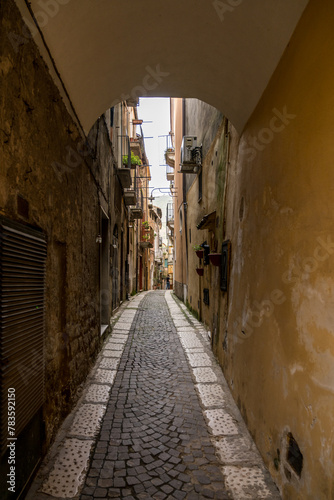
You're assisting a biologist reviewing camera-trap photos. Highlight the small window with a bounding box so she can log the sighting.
[198,170,202,202]
[220,240,231,292]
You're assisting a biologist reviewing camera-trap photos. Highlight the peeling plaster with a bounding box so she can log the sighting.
[289,364,304,375]
[292,277,334,392]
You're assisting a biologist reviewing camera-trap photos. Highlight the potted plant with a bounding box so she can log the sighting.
[193,244,204,259]
[208,253,222,266]
[122,151,142,167]
[196,267,204,276]
[142,221,150,230]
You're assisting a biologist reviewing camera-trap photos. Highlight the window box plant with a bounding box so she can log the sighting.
[193,244,204,259]
[122,151,142,167]
[208,253,222,266]
[140,240,153,248]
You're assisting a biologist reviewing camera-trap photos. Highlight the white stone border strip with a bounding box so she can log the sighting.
[40,438,94,498]
[26,292,147,500]
[165,290,281,500]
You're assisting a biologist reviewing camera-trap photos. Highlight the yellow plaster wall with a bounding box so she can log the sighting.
[186,119,228,328]
[224,1,334,497]
[172,99,186,294]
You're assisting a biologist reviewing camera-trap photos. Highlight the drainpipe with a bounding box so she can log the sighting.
[182,98,189,304]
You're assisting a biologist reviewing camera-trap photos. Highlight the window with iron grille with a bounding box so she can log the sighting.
[198,169,202,202]
[220,240,231,292]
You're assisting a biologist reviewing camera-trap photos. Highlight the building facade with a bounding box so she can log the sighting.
[0,5,155,495]
[169,92,334,499]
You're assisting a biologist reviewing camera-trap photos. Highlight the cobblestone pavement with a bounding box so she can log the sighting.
[81,291,229,500]
[26,291,280,500]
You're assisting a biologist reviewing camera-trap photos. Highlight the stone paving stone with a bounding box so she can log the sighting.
[99,357,120,370]
[196,384,226,408]
[222,466,280,499]
[186,352,212,368]
[192,367,217,383]
[109,335,128,342]
[69,404,106,438]
[81,291,230,499]
[85,384,111,403]
[103,350,123,359]
[94,369,117,385]
[41,438,94,497]
[107,342,126,350]
[204,409,239,436]
[214,436,261,465]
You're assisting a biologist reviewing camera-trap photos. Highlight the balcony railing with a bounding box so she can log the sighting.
[130,137,142,160]
[130,207,143,219]
[166,164,174,181]
[116,134,133,189]
[166,203,174,229]
[165,147,175,169]
[123,189,137,206]
[140,224,154,249]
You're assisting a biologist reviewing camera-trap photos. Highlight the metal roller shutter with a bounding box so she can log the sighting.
[0,217,47,456]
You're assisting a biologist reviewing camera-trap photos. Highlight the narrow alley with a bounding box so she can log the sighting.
[26,292,279,500]
[2,2,334,499]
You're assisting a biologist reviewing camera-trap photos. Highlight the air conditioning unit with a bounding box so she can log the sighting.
[180,136,202,173]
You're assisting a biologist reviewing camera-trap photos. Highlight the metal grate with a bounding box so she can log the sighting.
[0,217,46,456]
[203,288,210,305]
[220,240,231,292]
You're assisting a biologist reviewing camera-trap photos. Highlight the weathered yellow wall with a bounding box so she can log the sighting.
[224,1,334,497]
[186,119,227,329]
[172,98,186,298]
[178,1,334,497]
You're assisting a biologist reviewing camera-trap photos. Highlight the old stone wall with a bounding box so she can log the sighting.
[0,0,116,453]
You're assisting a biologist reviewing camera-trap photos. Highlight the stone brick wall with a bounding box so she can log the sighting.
[0,1,121,452]
[174,281,184,301]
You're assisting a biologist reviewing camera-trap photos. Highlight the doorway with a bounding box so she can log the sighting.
[112,224,119,311]
[100,210,109,334]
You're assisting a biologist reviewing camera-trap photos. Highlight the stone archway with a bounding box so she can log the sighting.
[14,0,308,133]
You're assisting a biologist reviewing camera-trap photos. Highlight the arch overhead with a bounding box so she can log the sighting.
[15,0,309,133]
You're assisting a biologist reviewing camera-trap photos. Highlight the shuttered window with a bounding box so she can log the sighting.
[0,217,46,456]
